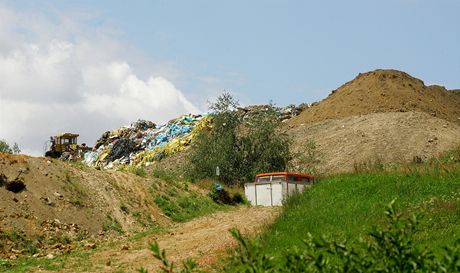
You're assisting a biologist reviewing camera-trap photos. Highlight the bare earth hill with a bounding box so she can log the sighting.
[290,69,460,125]
[0,153,181,258]
[288,112,460,174]
[287,69,460,173]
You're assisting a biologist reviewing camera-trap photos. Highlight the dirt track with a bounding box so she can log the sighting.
[35,206,278,273]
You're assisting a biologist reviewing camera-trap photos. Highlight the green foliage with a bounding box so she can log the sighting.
[186,92,291,185]
[0,139,20,154]
[238,104,291,182]
[151,167,180,183]
[141,202,460,273]
[153,184,219,222]
[141,241,201,273]
[102,215,124,234]
[119,165,147,177]
[208,183,248,205]
[0,229,38,256]
[263,167,460,254]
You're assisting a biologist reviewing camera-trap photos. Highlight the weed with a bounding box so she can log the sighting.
[120,203,129,214]
[0,228,39,255]
[119,165,147,177]
[102,215,124,235]
[140,202,460,272]
[153,191,219,223]
[151,167,179,183]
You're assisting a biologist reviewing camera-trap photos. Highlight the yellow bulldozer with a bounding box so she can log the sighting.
[45,133,90,159]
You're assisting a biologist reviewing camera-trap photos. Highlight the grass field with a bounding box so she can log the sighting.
[261,163,460,256]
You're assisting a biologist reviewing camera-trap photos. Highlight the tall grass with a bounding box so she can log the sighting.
[262,166,460,255]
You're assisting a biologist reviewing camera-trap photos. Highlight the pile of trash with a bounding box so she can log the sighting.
[82,104,306,169]
[83,114,212,169]
[237,104,308,122]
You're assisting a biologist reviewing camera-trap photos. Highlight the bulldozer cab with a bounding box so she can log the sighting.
[46,133,79,158]
[52,133,79,153]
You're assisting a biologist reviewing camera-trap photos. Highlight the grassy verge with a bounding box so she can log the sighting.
[152,179,222,222]
[0,248,95,273]
[261,165,460,255]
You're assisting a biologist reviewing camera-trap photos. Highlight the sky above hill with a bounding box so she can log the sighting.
[1,0,459,155]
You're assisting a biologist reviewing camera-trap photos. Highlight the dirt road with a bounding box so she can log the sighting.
[35,206,278,273]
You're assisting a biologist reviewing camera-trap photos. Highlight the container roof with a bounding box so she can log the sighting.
[255,172,316,179]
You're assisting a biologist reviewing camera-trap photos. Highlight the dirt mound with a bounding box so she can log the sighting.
[290,69,460,125]
[0,153,210,259]
[287,111,460,174]
[48,207,279,273]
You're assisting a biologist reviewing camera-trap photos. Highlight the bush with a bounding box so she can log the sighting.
[186,92,291,185]
[0,139,20,154]
[140,201,460,272]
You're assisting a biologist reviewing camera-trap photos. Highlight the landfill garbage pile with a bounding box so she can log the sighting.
[237,103,309,122]
[83,104,305,169]
[83,114,212,169]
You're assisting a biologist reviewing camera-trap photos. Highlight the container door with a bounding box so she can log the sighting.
[255,183,272,206]
[244,184,257,206]
[271,183,283,206]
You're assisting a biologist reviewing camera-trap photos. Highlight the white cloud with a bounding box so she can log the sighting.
[0,4,200,156]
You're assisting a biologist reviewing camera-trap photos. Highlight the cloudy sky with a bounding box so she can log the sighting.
[0,0,459,155]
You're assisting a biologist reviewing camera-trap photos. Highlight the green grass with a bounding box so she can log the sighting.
[0,249,94,273]
[102,215,124,234]
[154,191,220,222]
[262,165,460,255]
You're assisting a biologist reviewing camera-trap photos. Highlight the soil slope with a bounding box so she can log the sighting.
[290,69,460,125]
[288,111,460,174]
[33,207,278,273]
[0,153,196,258]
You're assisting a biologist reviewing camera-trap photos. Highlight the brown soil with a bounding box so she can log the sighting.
[289,69,460,126]
[0,153,177,258]
[287,111,460,174]
[34,207,279,273]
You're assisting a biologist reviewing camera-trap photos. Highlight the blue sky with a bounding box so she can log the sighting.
[1,0,459,154]
[7,0,460,104]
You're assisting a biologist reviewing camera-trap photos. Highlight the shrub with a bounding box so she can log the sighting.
[0,139,20,154]
[186,92,291,185]
[140,201,460,272]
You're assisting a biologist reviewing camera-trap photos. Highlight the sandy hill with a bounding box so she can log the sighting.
[288,111,460,174]
[286,69,460,173]
[290,69,460,125]
[0,153,212,258]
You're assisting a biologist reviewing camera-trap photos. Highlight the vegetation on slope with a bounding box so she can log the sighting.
[139,147,460,272]
[186,92,291,185]
[263,166,460,254]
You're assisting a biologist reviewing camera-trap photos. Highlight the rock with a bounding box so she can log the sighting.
[53,192,63,198]
[46,253,55,259]
[85,243,97,249]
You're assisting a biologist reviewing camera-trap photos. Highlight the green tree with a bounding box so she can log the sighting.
[0,139,21,154]
[187,92,242,184]
[186,93,291,185]
[238,104,291,182]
